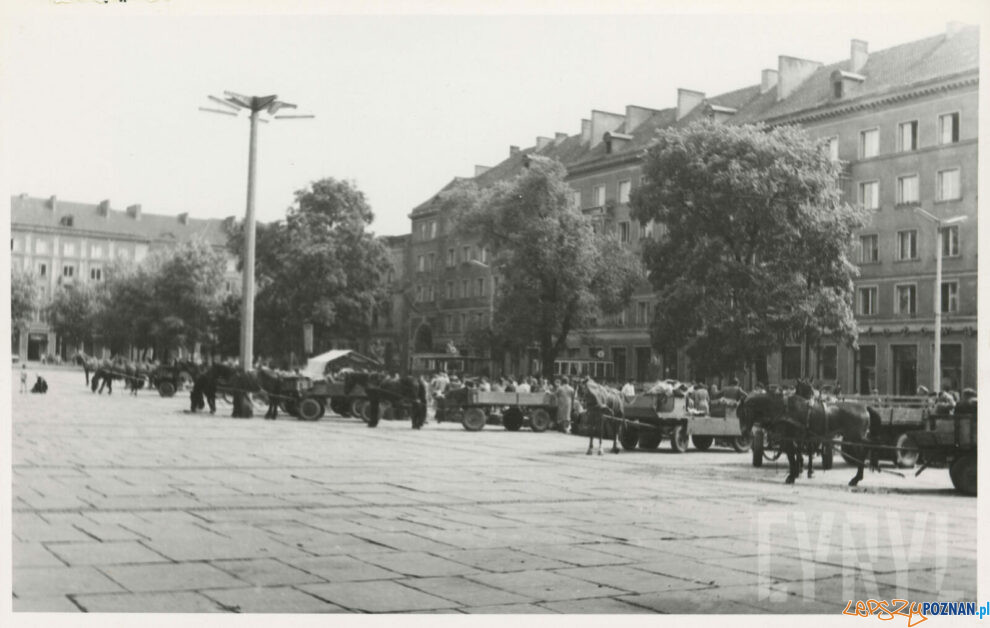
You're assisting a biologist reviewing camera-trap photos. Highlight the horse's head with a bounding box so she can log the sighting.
[794,378,815,400]
[737,392,784,433]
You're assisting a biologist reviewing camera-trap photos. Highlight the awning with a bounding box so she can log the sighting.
[303,350,383,379]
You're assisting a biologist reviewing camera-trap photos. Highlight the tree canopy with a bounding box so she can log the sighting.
[455,156,641,378]
[47,281,99,351]
[630,120,866,380]
[229,177,391,359]
[11,266,39,331]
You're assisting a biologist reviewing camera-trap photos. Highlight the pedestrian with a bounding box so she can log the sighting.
[19,364,28,394]
[720,378,746,404]
[620,379,636,402]
[690,381,710,415]
[555,377,574,433]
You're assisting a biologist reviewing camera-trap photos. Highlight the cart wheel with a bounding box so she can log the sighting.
[637,430,662,450]
[670,425,689,453]
[297,397,323,421]
[158,381,176,398]
[617,421,639,450]
[895,433,919,469]
[530,408,551,432]
[691,435,714,451]
[503,408,524,431]
[351,398,367,420]
[329,398,350,417]
[752,427,764,467]
[462,408,487,431]
[731,430,753,453]
[821,439,834,470]
[950,454,977,496]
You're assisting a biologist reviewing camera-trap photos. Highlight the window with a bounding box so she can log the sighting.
[896,175,919,205]
[62,265,74,278]
[637,302,649,325]
[619,221,630,243]
[941,344,962,391]
[857,345,877,394]
[446,282,453,299]
[859,181,879,210]
[476,278,484,297]
[63,242,76,256]
[938,112,959,144]
[90,267,102,281]
[462,246,470,262]
[12,237,22,252]
[594,184,606,207]
[820,345,838,381]
[461,279,468,298]
[898,121,918,151]
[427,253,435,271]
[417,256,424,272]
[827,137,839,161]
[35,240,49,254]
[859,287,877,315]
[446,314,453,333]
[832,80,843,99]
[942,226,960,257]
[782,346,802,380]
[429,221,437,239]
[941,281,959,313]
[936,169,960,201]
[570,191,580,210]
[897,230,918,260]
[38,263,47,277]
[860,234,879,263]
[91,244,103,258]
[447,248,455,267]
[618,180,632,204]
[895,284,917,315]
[415,285,423,302]
[860,129,879,158]
[460,313,467,331]
[481,247,488,263]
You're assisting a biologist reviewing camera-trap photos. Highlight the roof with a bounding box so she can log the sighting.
[10,195,230,247]
[302,349,383,379]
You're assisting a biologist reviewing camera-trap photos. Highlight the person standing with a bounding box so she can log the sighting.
[555,377,574,433]
[20,364,28,393]
[620,379,636,402]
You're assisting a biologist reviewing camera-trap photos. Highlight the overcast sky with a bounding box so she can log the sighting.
[2,1,986,236]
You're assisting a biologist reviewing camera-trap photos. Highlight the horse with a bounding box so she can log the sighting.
[576,378,625,455]
[91,357,128,395]
[345,371,427,429]
[738,379,879,486]
[189,363,244,414]
[73,351,100,386]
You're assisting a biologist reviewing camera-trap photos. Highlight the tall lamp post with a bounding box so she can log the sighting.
[914,207,967,392]
[199,92,313,372]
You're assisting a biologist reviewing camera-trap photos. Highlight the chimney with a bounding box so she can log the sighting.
[760,69,778,94]
[474,165,491,176]
[126,204,142,220]
[625,105,656,132]
[676,89,705,121]
[777,55,822,101]
[47,195,57,211]
[535,136,552,150]
[509,145,520,157]
[178,212,189,225]
[97,199,111,218]
[580,119,591,144]
[850,39,868,73]
[946,21,965,38]
[554,132,568,145]
[590,110,626,148]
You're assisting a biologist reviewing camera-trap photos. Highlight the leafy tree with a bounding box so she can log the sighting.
[11,266,39,332]
[91,260,156,356]
[456,156,641,378]
[229,178,391,360]
[47,282,99,353]
[630,120,866,381]
[147,240,227,352]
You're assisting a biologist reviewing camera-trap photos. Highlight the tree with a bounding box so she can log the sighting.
[229,178,391,360]
[91,260,156,356]
[456,156,641,378]
[630,120,866,381]
[11,266,39,332]
[47,282,99,353]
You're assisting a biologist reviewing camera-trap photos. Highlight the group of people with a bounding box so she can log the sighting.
[18,364,48,394]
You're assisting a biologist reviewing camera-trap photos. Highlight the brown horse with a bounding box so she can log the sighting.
[739,380,880,486]
[577,378,625,455]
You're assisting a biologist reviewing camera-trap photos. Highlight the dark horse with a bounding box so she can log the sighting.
[577,378,625,455]
[91,358,128,395]
[738,379,879,486]
[345,372,427,429]
[190,363,244,414]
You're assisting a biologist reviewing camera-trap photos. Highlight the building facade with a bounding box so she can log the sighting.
[10,194,239,360]
[397,24,978,393]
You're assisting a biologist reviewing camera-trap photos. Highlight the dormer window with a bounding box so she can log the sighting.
[60,215,74,227]
[830,70,865,99]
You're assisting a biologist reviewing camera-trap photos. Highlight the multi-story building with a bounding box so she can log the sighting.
[10,194,239,360]
[397,23,978,393]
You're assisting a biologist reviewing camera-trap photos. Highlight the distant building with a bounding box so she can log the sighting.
[10,194,239,360]
[398,23,978,392]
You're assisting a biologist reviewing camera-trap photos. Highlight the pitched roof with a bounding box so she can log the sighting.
[10,195,230,247]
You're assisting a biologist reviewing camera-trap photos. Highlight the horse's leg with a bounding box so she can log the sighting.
[367,395,380,428]
[849,441,866,487]
[586,432,593,455]
[610,419,620,454]
[784,441,797,484]
[807,447,814,479]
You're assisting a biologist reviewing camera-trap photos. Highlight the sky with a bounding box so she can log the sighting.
[2,0,987,237]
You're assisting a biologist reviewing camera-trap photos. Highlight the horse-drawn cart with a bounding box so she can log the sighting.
[836,395,936,468]
[615,394,753,453]
[150,363,197,398]
[900,410,977,496]
[437,389,559,432]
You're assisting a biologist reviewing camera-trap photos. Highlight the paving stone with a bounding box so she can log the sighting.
[436,548,569,573]
[513,543,633,567]
[461,603,557,614]
[210,558,325,586]
[13,542,66,567]
[541,596,655,613]
[556,565,704,594]
[100,562,246,592]
[618,589,766,614]
[701,553,846,583]
[351,530,460,553]
[466,570,624,602]
[46,541,171,566]
[74,591,226,612]
[13,523,94,543]
[12,595,82,612]
[300,581,456,612]
[634,558,765,588]
[360,551,478,577]
[290,555,400,582]
[13,566,125,597]
[204,586,344,613]
[400,576,530,607]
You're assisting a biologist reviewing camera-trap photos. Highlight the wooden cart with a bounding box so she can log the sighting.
[616,394,753,453]
[437,389,559,432]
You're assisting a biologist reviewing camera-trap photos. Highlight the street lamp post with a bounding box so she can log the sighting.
[914,208,967,392]
[199,92,313,372]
